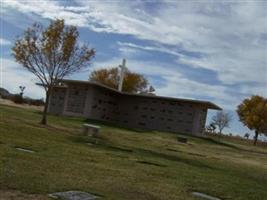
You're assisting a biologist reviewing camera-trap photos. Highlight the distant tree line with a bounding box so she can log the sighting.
[0,87,44,106]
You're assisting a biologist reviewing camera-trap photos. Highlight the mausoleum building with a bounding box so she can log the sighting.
[48,79,221,136]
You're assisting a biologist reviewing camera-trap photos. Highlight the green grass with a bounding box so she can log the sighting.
[0,104,267,200]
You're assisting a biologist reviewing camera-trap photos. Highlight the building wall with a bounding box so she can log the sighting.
[117,96,203,135]
[65,84,87,115]
[88,86,121,123]
[48,87,66,115]
[48,83,208,136]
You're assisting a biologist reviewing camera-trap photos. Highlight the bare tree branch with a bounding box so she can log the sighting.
[12,19,95,125]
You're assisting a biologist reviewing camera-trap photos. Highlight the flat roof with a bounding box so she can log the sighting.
[60,79,222,110]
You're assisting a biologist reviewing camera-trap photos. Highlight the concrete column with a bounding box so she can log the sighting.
[62,87,69,115]
[192,107,201,136]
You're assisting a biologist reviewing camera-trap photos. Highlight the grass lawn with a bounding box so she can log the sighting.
[0,104,267,200]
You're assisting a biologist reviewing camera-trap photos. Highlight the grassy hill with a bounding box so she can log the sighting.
[0,104,267,200]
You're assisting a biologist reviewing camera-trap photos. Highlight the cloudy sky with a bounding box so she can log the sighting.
[1,0,266,137]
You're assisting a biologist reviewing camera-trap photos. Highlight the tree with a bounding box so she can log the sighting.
[211,111,232,135]
[237,95,267,145]
[206,123,216,133]
[19,86,26,97]
[12,19,95,125]
[244,133,250,139]
[89,67,151,94]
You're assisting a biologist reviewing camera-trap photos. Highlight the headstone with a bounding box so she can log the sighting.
[15,147,35,153]
[49,191,99,200]
[83,124,100,137]
[177,136,187,143]
[192,192,221,200]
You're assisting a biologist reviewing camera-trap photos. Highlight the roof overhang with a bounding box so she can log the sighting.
[60,79,222,110]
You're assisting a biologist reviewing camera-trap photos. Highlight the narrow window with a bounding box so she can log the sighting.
[134,106,139,110]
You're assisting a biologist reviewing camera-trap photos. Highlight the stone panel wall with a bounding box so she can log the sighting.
[88,86,120,123]
[117,96,198,134]
[65,84,87,114]
[49,83,208,136]
[48,88,66,115]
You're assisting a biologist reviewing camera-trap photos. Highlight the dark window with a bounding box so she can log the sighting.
[134,106,139,110]
[138,122,146,126]
[141,115,147,118]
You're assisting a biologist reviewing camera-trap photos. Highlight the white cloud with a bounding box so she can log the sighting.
[117,42,183,57]
[1,58,45,99]
[1,1,266,106]
[0,38,11,45]
[90,57,240,110]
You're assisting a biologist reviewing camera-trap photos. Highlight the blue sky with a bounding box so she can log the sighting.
[1,0,266,139]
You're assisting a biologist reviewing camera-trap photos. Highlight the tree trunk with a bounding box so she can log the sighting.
[40,91,50,125]
[253,130,259,146]
[219,129,222,138]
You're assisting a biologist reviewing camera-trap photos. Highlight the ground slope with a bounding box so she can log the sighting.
[0,104,266,200]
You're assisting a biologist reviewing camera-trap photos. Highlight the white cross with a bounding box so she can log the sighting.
[118,58,127,92]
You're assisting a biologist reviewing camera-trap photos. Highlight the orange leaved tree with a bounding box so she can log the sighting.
[12,19,95,125]
[237,95,267,145]
[89,67,151,94]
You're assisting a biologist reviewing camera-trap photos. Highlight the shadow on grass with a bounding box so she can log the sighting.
[199,137,267,155]
[134,148,215,170]
[69,135,134,153]
[33,110,43,115]
[199,137,239,148]
[137,161,167,168]
[84,119,149,133]
[69,135,215,170]
[166,148,207,158]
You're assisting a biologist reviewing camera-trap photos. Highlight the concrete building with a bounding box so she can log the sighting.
[48,79,221,136]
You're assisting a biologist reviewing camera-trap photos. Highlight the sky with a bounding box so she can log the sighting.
[0,0,266,139]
